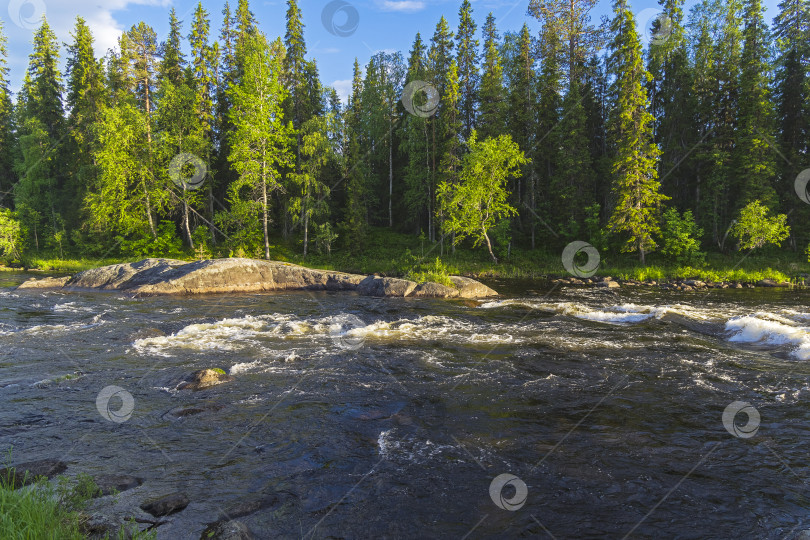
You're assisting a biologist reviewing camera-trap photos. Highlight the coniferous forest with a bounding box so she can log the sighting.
[0,0,809,273]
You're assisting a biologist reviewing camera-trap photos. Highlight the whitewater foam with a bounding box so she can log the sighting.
[725,314,810,360]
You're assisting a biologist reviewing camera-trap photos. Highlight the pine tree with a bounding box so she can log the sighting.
[478,13,506,140]
[735,0,778,209]
[127,22,160,237]
[455,0,478,138]
[528,0,604,84]
[607,0,669,263]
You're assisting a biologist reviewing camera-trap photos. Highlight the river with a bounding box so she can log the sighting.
[1,272,809,539]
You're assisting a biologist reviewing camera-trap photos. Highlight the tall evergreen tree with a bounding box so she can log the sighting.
[343,59,368,250]
[607,0,669,263]
[64,17,105,229]
[455,0,478,138]
[478,13,506,140]
[15,18,65,247]
[0,22,16,202]
[735,0,778,209]
[772,0,810,250]
[160,8,186,86]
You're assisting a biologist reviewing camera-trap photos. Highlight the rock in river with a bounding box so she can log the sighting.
[179,368,234,391]
[140,492,190,517]
[0,459,67,488]
[15,258,499,298]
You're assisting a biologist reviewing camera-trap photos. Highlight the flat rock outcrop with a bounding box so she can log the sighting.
[15,258,498,298]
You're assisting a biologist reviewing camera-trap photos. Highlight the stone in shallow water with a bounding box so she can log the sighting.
[140,492,190,517]
[0,459,67,488]
[93,474,143,496]
[179,368,234,391]
[200,520,254,540]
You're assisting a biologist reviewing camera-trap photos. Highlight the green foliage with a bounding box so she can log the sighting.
[0,209,23,261]
[437,132,526,263]
[404,256,456,287]
[730,200,791,251]
[116,220,183,258]
[660,208,705,265]
[313,222,338,256]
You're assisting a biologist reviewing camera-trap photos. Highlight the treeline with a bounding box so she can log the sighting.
[0,0,808,265]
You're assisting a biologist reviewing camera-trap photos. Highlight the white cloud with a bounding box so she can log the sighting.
[5,0,171,91]
[330,79,352,104]
[379,1,425,13]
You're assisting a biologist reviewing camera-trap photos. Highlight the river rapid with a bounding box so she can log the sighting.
[2,271,810,539]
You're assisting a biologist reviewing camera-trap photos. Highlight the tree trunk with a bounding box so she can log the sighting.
[484,228,497,263]
[303,210,309,257]
[208,178,215,245]
[183,197,194,251]
[263,167,270,260]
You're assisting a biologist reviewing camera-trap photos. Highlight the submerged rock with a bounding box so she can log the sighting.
[0,459,67,488]
[140,492,189,517]
[15,258,499,299]
[200,520,254,540]
[93,474,143,496]
[179,368,234,391]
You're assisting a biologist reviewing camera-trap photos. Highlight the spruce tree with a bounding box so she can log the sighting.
[735,0,778,210]
[607,0,669,263]
[15,18,65,247]
[478,13,506,140]
[64,17,105,229]
[343,59,368,250]
[0,22,16,200]
[189,2,217,242]
[455,0,478,138]
[160,8,186,87]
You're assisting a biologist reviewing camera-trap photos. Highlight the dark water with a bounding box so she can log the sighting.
[2,271,810,539]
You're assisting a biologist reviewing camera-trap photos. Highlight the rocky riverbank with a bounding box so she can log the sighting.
[552,275,796,290]
[15,258,498,299]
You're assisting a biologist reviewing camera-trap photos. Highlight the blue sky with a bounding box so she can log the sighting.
[2,0,782,102]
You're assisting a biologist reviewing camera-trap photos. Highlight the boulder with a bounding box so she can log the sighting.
[140,492,189,517]
[449,276,498,298]
[16,276,70,290]
[357,275,417,297]
[93,474,143,496]
[200,520,254,540]
[410,282,460,298]
[597,280,620,288]
[0,459,67,488]
[757,279,778,287]
[179,369,234,391]
[15,258,499,299]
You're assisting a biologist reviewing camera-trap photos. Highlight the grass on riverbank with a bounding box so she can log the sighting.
[0,465,154,539]
[4,227,808,284]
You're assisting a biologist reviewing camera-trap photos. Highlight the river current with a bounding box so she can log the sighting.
[2,272,810,539]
